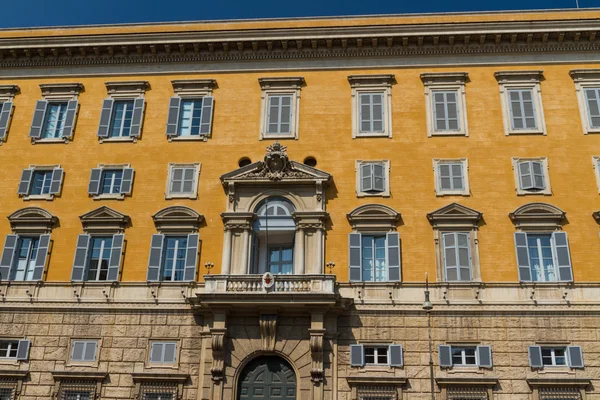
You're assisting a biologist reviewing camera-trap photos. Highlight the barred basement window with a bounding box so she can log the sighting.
[139,382,177,400]
[0,378,16,400]
[539,387,581,400]
[357,385,397,400]
[447,386,488,400]
[0,387,14,400]
[57,381,96,400]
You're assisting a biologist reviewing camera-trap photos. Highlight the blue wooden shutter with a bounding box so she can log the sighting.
[359,93,371,132]
[147,234,164,281]
[514,232,532,281]
[350,344,364,367]
[567,346,584,369]
[0,234,18,280]
[18,169,34,195]
[129,98,145,138]
[165,97,181,136]
[477,345,493,368]
[61,100,79,138]
[386,232,401,281]
[0,101,14,140]
[71,234,90,281]
[150,342,163,363]
[107,234,124,281]
[438,345,452,367]
[552,232,573,282]
[531,161,545,190]
[32,234,51,281]
[29,100,48,139]
[348,233,362,282]
[518,161,533,190]
[199,96,214,135]
[88,168,102,195]
[528,346,543,368]
[184,234,199,281]
[49,168,64,195]
[389,345,403,367]
[16,340,30,361]
[97,99,114,138]
[120,168,134,195]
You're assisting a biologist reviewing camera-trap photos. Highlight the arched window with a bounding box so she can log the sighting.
[252,198,296,274]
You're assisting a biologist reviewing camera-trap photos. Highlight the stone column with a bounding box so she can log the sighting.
[221,229,232,275]
[295,227,305,275]
[240,228,250,274]
[309,311,325,400]
[315,228,324,274]
[209,310,228,400]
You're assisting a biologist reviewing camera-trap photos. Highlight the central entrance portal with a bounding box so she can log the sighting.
[238,356,296,400]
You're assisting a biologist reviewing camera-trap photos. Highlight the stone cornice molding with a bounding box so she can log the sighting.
[348,74,395,88]
[527,377,591,388]
[427,202,482,229]
[221,212,256,231]
[39,82,84,97]
[570,68,600,81]
[258,76,305,89]
[293,211,329,231]
[8,207,58,234]
[0,84,19,98]
[131,372,189,383]
[79,206,130,234]
[152,206,203,233]
[347,204,401,232]
[436,377,498,387]
[1,19,600,68]
[509,202,566,230]
[51,371,107,381]
[105,80,149,95]
[420,72,469,85]
[494,70,544,83]
[171,79,217,95]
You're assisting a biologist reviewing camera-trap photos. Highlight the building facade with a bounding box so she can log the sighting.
[0,8,599,400]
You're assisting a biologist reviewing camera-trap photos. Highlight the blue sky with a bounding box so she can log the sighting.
[1,0,599,29]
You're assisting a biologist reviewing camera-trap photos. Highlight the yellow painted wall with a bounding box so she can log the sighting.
[0,56,599,283]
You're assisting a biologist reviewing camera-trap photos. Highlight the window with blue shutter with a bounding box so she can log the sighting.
[3,235,49,281]
[349,232,401,283]
[109,100,135,138]
[359,162,387,195]
[41,102,69,139]
[515,232,573,283]
[149,342,177,364]
[438,163,464,191]
[0,101,14,141]
[350,344,365,367]
[71,340,98,363]
[71,234,124,282]
[146,235,198,282]
[0,340,22,359]
[518,160,545,191]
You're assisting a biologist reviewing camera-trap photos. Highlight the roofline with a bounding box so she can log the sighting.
[1,7,599,32]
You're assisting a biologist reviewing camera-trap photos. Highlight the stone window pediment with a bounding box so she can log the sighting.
[347,204,401,232]
[0,84,20,101]
[104,81,149,97]
[8,207,58,234]
[39,83,84,99]
[79,206,130,234]
[171,79,217,96]
[509,202,566,231]
[427,202,482,229]
[153,206,204,234]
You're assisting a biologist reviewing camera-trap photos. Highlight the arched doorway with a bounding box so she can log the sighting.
[238,356,296,400]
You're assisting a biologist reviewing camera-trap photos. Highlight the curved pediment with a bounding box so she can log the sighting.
[427,203,482,229]
[347,204,401,231]
[152,206,204,233]
[8,207,58,234]
[509,202,566,230]
[79,206,130,233]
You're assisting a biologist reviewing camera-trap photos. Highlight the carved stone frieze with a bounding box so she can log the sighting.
[209,328,227,382]
[259,314,278,351]
[221,212,255,231]
[294,211,329,231]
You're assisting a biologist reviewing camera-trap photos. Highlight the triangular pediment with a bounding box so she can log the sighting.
[80,206,129,222]
[79,206,130,233]
[427,203,482,229]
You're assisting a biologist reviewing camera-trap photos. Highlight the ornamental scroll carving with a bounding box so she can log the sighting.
[244,142,314,181]
[309,328,326,383]
[259,315,278,351]
[210,328,226,382]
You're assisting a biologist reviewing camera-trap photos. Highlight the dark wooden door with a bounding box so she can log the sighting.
[238,356,296,400]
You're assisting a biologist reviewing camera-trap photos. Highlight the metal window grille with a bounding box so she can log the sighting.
[57,380,96,400]
[539,387,581,400]
[447,386,488,400]
[0,378,16,400]
[139,382,177,400]
[358,385,397,400]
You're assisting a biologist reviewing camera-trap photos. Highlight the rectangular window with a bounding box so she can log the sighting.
[442,232,472,281]
[358,161,388,196]
[541,347,567,366]
[143,393,174,400]
[584,88,600,129]
[364,346,388,365]
[268,247,293,275]
[515,232,572,282]
[109,100,135,138]
[162,236,188,281]
[451,346,477,366]
[361,235,387,282]
[30,170,53,195]
[359,92,385,133]
[149,341,177,364]
[63,392,92,400]
[433,90,460,131]
[0,340,19,359]
[508,89,537,130]
[0,387,15,400]
[527,234,556,282]
[518,161,545,190]
[169,167,197,195]
[100,170,123,195]
[266,95,293,135]
[70,340,98,363]
[179,99,203,136]
[140,383,178,400]
[87,237,113,281]
[41,102,68,139]
[438,163,464,191]
[12,237,40,281]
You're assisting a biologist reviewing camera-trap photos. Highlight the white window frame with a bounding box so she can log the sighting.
[570,69,600,134]
[593,156,600,194]
[363,345,389,366]
[67,338,100,367]
[495,71,546,135]
[450,346,478,367]
[541,347,568,367]
[421,72,469,137]
[0,340,19,360]
[511,157,551,195]
[93,164,131,200]
[33,83,82,144]
[355,160,390,198]
[100,81,148,143]
[258,77,303,140]
[146,340,180,368]
[169,79,216,142]
[165,163,201,200]
[433,158,469,196]
[434,230,481,283]
[21,164,61,201]
[349,75,394,138]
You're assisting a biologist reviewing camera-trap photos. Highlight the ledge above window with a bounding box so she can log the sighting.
[348,74,395,88]
[153,206,204,234]
[427,202,482,230]
[39,83,84,99]
[258,76,305,90]
[494,70,544,83]
[0,84,20,100]
[347,204,401,232]
[105,80,149,98]
[509,202,566,231]
[420,72,468,85]
[8,207,58,234]
[79,206,131,234]
[172,79,217,97]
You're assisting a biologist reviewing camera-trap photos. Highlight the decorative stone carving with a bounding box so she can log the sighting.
[80,206,130,234]
[221,212,255,231]
[153,206,204,233]
[210,328,227,382]
[309,328,325,383]
[347,204,401,232]
[509,202,566,231]
[294,211,328,231]
[427,202,483,229]
[259,314,278,351]
[8,207,58,234]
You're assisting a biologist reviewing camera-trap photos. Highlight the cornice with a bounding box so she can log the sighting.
[0,19,599,68]
[494,70,544,82]
[105,80,149,95]
[421,72,469,85]
[0,84,19,97]
[39,82,84,96]
[436,377,498,387]
[258,76,305,89]
[570,68,600,81]
[348,74,395,88]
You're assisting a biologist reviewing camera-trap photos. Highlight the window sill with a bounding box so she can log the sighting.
[165,194,197,200]
[92,194,125,201]
[354,132,391,138]
[260,133,297,140]
[356,192,390,198]
[168,135,208,142]
[357,365,395,373]
[144,363,179,370]
[516,190,552,196]
[66,361,100,368]
[507,129,545,135]
[22,194,55,201]
[0,359,19,365]
[429,131,468,137]
[99,137,137,143]
[31,138,68,144]
[435,191,470,197]
[538,367,575,374]
[584,129,600,134]
[447,367,484,374]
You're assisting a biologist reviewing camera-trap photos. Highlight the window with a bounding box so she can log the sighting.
[100,170,122,194]
[442,232,472,282]
[421,73,469,137]
[259,77,303,140]
[433,159,469,196]
[364,346,389,365]
[538,388,582,400]
[349,75,394,138]
[446,387,489,400]
[570,69,600,134]
[268,247,293,275]
[0,85,18,143]
[0,234,50,282]
[62,391,92,400]
[70,340,98,363]
[438,345,492,368]
[529,345,584,369]
[350,344,403,367]
[349,232,401,282]
[97,80,148,142]
[495,70,546,135]
[356,160,390,197]
[593,156,600,194]
[17,166,64,199]
[29,83,82,143]
[164,163,200,199]
[0,341,18,359]
[514,231,573,282]
[139,383,178,400]
[88,165,134,199]
[179,99,204,136]
[0,387,15,400]
[542,347,567,366]
[149,341,177,364]
[166,79,216,140]
[584,89,600,129]
[70,234,124,282]
[41,102,68,139]
[55,381,97,400]
[146,233,199,282]
[512,157,551,195]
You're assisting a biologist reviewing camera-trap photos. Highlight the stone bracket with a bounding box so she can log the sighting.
[210,327,227,382]
[259,314,278,351]
[309,328,326,383]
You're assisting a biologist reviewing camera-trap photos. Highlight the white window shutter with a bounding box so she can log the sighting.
[518,161,534,190]
[531,161,545,189]
[373,163,385,192]
[164,342,177,363]
[83,341,97,361]
[150,342,163,363]
[360,164,373,192]
[552,232,573,282]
